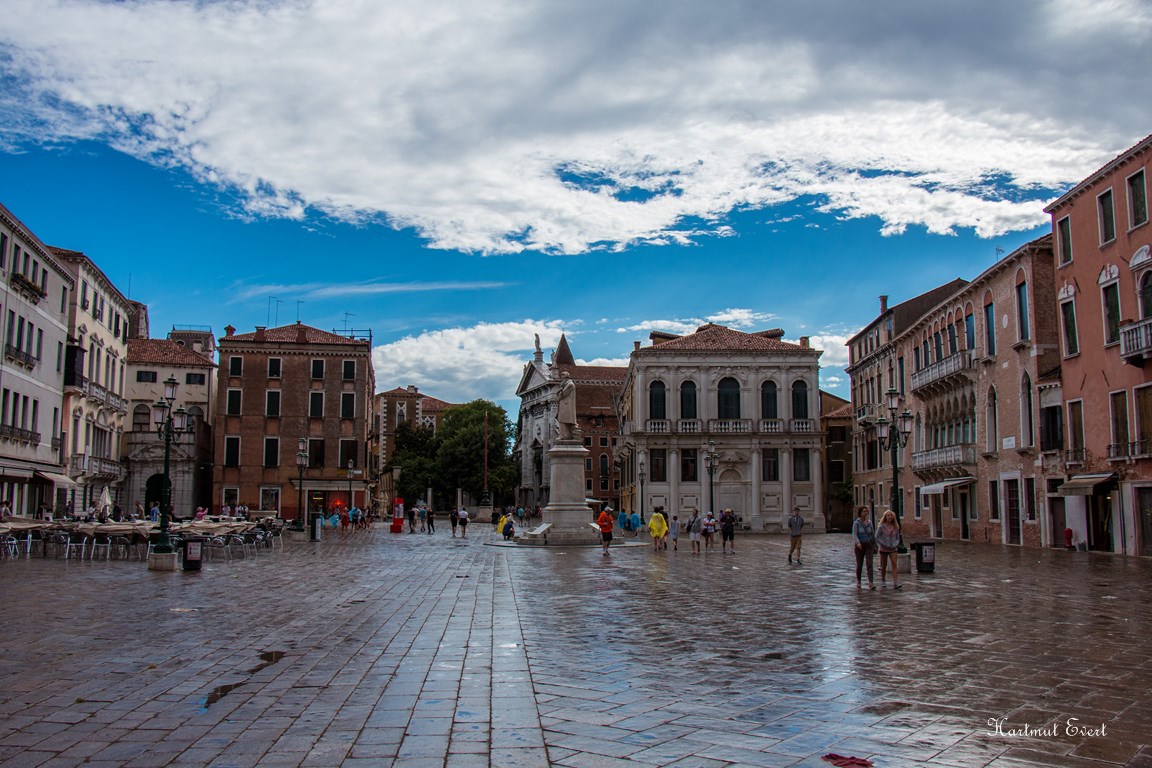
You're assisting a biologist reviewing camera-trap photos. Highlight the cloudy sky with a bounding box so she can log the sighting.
[2,0,1149,410]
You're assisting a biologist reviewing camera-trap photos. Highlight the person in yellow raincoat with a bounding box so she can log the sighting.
[647,506,669,551]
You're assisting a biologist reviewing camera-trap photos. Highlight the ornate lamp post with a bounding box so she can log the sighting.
[151,376,192,558]
[875,387,914,551]
[705,439,719,514]
[347,459,355,510]
[638,460,646,524]
[294,438,308,531]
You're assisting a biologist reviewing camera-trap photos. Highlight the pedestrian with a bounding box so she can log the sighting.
[616,507,628,533]
[877,509,902,589]
[458,507,470,537]
[502,517,516,540]
[647,506,668,551]
[596,506,614,555]
[419,505,427,532]
[516,506,525,526]
[669,514,680,551]
[852,506,877,589]
[720,509,736,553]
[407,504,416,533]
[629,509,641,538]
[686,508,702,554]
[701,511,717,551]
[787,506,804,565]
[426,508,435,534]
[149,502,160,523]
[449,508,459,537]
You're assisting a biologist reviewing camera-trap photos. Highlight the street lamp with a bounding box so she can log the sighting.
[151,376,193,556]
[875,387,914,551]
[347,459,355,511]
[705,439,719,514]
[638,460,646,524]
[294,438,308,531]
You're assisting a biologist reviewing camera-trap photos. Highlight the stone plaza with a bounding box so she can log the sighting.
[1,528,1150,768]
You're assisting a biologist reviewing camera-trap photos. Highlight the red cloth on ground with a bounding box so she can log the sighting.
[822,754,874,768]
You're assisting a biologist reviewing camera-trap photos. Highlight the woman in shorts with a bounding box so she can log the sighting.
[458,507,470,538]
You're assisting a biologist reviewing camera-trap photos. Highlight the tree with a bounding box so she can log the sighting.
[435,400,518,505]
[387,422,440,507]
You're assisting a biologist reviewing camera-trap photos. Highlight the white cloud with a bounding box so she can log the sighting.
[616,308,778,335]
[1,1,1147,254]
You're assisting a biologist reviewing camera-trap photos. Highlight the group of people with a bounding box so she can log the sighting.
[851,506,904,589]
[593,506,740,555]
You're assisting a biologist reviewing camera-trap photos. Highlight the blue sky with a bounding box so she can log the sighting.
[2,0,1149,412]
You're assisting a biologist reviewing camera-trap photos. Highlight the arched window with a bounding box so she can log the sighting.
[1141,272,1152,319]
[680,381,697,420]
[986,387,998,452]
[761,381,778,419]
[187,405,205,430]
[1021,374,1034,447]
[132,404,151,430]
[649,381,667,420]
[792,380,809,419]
[718,378,740,419]
[599,454,609,476]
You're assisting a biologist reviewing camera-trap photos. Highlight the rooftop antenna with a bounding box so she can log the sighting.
[296,300,304,322]
[995,247,1004,262]
[343,312,355,334]
[267,296,280,326]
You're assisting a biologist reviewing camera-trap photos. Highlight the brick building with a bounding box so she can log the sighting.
[373,385,457,510]
[213,322,374,521]
[819,392,853,532]
[1045,133,1152,555]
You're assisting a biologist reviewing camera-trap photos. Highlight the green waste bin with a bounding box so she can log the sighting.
[912,541,935,573]
[182,538,203,572]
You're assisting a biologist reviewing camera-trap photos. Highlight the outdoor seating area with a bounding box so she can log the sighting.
[0,518,287,563]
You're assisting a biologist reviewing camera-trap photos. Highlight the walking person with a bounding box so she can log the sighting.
[449,508,459,538]
[426,508,435,534]
[701,511,717,551]
[852,507,876,589]
[647,506,668,551]
[720,509,736,553]
[787,506,804,565]
[458,507,470,538]
[668,514,680,551]
[686,508,702,554]
[596,506,614,555]
[876,510,902,589]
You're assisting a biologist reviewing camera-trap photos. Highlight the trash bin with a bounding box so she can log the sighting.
[912,541,935,573]
[309,512,323,542]
[182,537,203,572]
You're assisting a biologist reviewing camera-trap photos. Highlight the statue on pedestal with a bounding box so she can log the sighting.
[555,372,578,440]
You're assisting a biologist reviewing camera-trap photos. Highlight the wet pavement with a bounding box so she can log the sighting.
[1,527,1151,768]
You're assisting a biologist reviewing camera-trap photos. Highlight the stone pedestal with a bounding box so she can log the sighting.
[540,438,598,545]
[897,552,912,574]
[147,552,179,572]
[290,529,309,543]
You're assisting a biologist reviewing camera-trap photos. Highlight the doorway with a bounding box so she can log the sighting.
[1086,494,1114,552]
[932,496,943,538]
[958,490,970,540]
[1049,497,1066,547]
[1137,488,1152,556]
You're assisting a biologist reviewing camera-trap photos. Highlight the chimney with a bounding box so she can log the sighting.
[295,321,307,343]
[407,385,418,394]
[254,326,266,341]
[634,341,641,353]
[799,336,810,349]
[879,295,889,313]
[224,325,235,337]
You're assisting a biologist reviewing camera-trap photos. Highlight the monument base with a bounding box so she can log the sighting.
[540,438,597,543]
[147,552,179,572]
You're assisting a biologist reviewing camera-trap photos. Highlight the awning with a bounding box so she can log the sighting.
[34,471,78,488]
[920,477,974,495]
[0,466,33,479]
[1057,473,1116,496]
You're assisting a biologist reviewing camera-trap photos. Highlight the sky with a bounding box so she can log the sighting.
[1,0,1150,413]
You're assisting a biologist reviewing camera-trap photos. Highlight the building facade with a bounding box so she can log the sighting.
[618,324,825,532]
[1046,133,1152,555]
[373,385,457,510]
[124,333,217,516]
[52,247,131,513]
[213,322,375,520]
[820,392,853,532]
[0,203,76,515]
[514,335,626,511]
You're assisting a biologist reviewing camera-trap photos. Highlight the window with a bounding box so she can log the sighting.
[1099,188,1116,243]
[718,378,740,419]
[599,454,609,477]
[585,458,593,472]
[1102,282,1121,345]
[793,448,810,481]
[309,391,324,418]
[680,448,698,482]
[600,437,609,447]
[649,381,666,420]
[185,373,206,386]
[266,390,281,417]
[763,448,779,481]
[311,359,325,379]
[986,387,998,453]
[1060,300,1079,356]
[680,381,697,420]
[761,381,778,419]
[1068,400,1085,458]
[226,389,242,415]
[132,404,150,430]
[339,439,358,468]
[1025,477,1036,521]
[1021,374,1034,447]
[1057,216,1073,264]
[341,392,355,419]
[989,480,1000,521]
[983,302,996,355]
[229,356,242,376]
[259,487,280,513]
[1016,281,1030,341]
[224,436,240,466]
[650,448,667,482]
[1111,390,1130,456]
[947,325,957,355]
[1137,386,1152,454]
[1129,169,1148,228]
[342,360,356,380]
[268,358,282,378]
[791,381,809,419]
[136,370,157,383]
[1040,405,1064,451]
[308,438,325,468]
[263,437,280,467]
[1142,273,1152,320]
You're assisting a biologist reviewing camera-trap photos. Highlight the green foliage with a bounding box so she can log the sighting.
[435,400,518,505]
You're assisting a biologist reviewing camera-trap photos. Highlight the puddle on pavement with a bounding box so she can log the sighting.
[248,650,286,674]
[202,682,244,709]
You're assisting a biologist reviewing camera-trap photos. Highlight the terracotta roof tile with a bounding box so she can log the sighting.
[824,403,854,419]
[226,323,367,346]
[127,338,217,367]
[642,323,817,354]
[554,364,628,381]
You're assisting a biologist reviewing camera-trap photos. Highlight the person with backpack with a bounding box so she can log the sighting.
[852,506,876,589]
[720,509,736,553]
[685,508,702,554]
[449,508,459,538]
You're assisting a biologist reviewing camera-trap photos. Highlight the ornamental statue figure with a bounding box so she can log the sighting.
[555,372,578,440]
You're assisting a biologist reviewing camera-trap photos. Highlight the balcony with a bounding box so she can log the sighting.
[678,419,702,433]
[0,424,40,443]
[1120,318,1152,365]
[910,349,974,394]
[646,419,670,433]
[791,419,816,432]
[710,419,752,433]
[759,419,784,433]
[912,443,977,472]
[89,381,108,405]
[855,403,879,422]
[70,453,126,479]
[4,344,37,370]
[64,371,90,393]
